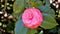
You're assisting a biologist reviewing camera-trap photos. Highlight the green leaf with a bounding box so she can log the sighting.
[58,29,60,34]
[45,0,50,7]
[15,16,37,34]
[38,5,58,29]
[27,29,37,34]
[7,22,14,32]
[39,30,43,34]
[15,17,28,34]
[41,13,58,29]
[30,0,43,7]
[38,6,54,15]
[13,0,26,18]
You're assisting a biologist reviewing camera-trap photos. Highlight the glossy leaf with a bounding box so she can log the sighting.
[27,29,37,34]
[29,0,43,7]
[41,13,58,29]
[13,0,26,18]
[58,29,60,34]
[41,14,58,29]
[39,30,43,34]
[15,15,37,34]
[15,17,28,34]
[37,5,58,29]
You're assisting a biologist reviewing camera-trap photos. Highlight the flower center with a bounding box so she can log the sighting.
[28,14,33,20]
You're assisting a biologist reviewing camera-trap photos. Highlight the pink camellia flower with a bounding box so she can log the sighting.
[22,8,43,29]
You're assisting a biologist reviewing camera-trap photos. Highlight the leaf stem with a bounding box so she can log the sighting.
[3,0,7,11]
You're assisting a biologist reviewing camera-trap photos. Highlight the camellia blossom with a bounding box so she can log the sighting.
[22,8,43,29]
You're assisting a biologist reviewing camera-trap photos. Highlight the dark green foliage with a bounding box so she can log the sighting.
[0,0,60,34]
